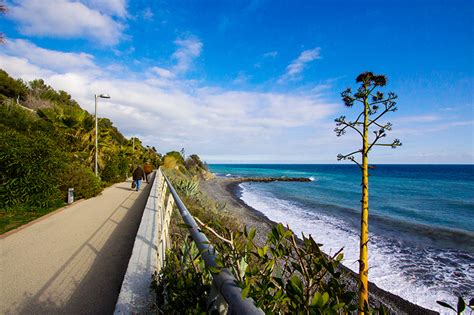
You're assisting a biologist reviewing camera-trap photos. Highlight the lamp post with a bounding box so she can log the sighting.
[95,93,110,176]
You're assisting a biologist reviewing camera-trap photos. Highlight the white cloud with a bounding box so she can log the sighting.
[3,40,470,163]
[83,0,127,17]
[279,47,321,83]
[393,120,474,136]
[151,67,175,79]
[3,39,97,73]
[0,40,336,161]
[172,37,203,73]
[195,89,335,130]
[8,0,124,45]
[146,36,203,79]
[0,54,55,80]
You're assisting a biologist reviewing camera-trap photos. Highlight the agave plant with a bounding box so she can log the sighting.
[175,179,200,197]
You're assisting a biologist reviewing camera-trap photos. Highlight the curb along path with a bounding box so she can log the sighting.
[0,180,151,314]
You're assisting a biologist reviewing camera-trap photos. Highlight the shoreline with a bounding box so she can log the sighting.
[200,176,438,315]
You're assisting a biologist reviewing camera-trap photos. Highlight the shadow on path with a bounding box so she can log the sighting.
[5,180,153,315]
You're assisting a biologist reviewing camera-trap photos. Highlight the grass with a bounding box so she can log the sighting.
[0,179,116,235]
[0,202,65,235]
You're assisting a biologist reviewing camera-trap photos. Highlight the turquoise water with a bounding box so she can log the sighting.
[209,164,474,312]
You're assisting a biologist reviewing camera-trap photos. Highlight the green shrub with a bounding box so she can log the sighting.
[212,224,357,314]
[101,154,128,184]
[163,151,185,165]
[61,162,102,200]
[0,129,67,209]
[0,102,38,133]
[153,238,212,314]
[185,154,208,171]
[0,69,28,101]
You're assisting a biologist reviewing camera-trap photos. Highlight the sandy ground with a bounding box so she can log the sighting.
[200,178,273,246]
[201,177,438,315]
[0,180,151,315]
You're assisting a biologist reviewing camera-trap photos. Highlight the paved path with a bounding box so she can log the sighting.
[0,180,151,315]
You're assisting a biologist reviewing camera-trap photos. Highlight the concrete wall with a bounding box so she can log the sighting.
[114,172,161,314]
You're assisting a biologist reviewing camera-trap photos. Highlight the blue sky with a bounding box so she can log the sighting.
[1,0,473,163]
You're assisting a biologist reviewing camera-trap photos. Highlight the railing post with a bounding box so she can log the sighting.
[160,182,167,213]
[163,192,175,253]
[156,169,169,272]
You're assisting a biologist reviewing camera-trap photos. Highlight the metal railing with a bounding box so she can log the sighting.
[155,168,263,315]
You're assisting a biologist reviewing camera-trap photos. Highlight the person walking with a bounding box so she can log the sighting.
[143,162,153,183]
[132,165,146,191]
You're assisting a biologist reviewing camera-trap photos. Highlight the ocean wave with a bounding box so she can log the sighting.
[239,183,473,312]
[279,193,474,251]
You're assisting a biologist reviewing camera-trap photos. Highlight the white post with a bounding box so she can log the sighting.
[94,94,98,177]
[68,188,74,204]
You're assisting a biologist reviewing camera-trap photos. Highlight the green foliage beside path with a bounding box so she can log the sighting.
[0,69,162,234]
[155,159,361,314]
[153,239,212,314]
[1,129,67,209]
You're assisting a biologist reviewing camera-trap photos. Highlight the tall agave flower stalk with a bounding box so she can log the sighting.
[334,72,401,313]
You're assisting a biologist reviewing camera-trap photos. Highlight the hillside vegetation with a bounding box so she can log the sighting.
[0,69,161,233]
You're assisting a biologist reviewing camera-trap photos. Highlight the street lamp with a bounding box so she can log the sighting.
[95,93,110,176]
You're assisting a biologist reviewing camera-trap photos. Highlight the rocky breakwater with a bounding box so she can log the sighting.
[230,177,312,183]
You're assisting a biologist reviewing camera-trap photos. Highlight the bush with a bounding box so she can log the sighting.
[153,239,212,314]
[101,154,128,184]
[213,224,357,314]
[163,155,178,169]
[158,169,358,314]
[0,102,37,133]
[0,129,67,209]
[61,162,102,200]
[0,69,28,101]
[186,154,207,170]
[163,151,185,165]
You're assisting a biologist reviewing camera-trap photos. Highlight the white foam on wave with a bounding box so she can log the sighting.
[309,176,316,181]
[240,184,458,313]
[225,173,232,177]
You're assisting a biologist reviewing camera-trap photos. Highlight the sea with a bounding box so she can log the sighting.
[208,164,474,313]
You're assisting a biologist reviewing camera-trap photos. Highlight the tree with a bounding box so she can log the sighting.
[164,151,185,165]
[334,72,401,313]
[0,69,28,101]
